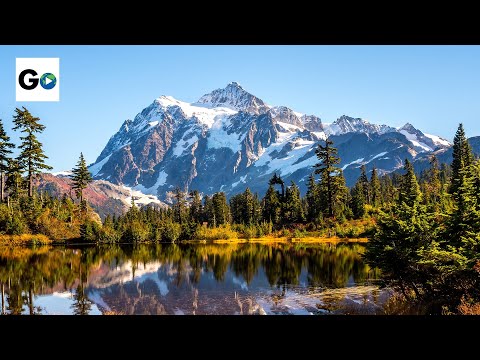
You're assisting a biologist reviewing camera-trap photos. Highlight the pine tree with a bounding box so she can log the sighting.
[5,159,25,199]
[172,187,187,224]
[189,190,203,223]
[229,193,243,224]
[450,123,474,195]
[12,107,52,197]
[284,181,304,223]
[70,152,93,205]
[242,187,259,225]
[398,159,421,207]
[262,184,280,224]
[212,192,229,225]
[365,159,432,299]
[305,174,319,222]
[314,138,347,218]
[350,179,365,219]
[269,173,285,198]
[0,119,15,202]
[425,155,442,209]
[359,164,370,205]
[370,166,381,207]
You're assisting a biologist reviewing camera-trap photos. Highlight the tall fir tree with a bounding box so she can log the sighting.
[359,164,370,205]
[398,159,421,207]
[314,138,347,218]
[12,107,52,197]
[262,184,280,224]
[450,123,474,195]
[172,187,188,224]
[365,158,432,300]
[0,119,15,202]
[350,178,366,219]
[189,190,203,223]
[283,181,304,223]
[70,152,93,205]
[305,174,320,222]
[370,166,381,207]
[5,159,25,199]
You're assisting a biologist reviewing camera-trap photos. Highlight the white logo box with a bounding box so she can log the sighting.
[16,58,60,102]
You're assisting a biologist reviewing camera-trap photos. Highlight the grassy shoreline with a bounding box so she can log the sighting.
[0,234,52,245]
[182,236,368,244]
[0,234,368,246]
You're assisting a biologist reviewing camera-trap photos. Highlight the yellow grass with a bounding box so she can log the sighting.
[185,236,368,244]
[0,234,52,245]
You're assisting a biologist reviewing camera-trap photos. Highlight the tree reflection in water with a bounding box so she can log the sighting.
[0,242,382,315]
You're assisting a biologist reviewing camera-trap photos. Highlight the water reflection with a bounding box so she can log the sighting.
[0,242,384,315]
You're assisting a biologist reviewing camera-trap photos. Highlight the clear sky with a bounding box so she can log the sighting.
[1,45,480,172]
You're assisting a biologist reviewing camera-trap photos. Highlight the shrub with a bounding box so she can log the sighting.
[195,224,238,240]
[161,220,182,242]
[6,213,28,235]
[122,220,151,243]
[97,225,120,243]
[80,220,101,242]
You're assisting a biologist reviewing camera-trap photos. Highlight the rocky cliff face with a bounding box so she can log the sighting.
[88,82,452,200]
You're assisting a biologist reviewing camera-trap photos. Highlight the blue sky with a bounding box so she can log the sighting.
[1,45,480,172]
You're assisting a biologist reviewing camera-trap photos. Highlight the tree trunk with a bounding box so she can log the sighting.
[29,172,33,197]
[0,172,4,202]
[1,283,5,315]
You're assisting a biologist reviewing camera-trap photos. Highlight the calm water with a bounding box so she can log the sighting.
[0,242,390,315]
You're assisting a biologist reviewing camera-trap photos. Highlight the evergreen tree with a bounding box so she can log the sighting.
[242,187,259,225]
[212,192,229,225]
[425,155,442,209]
[398,159,421,207]
[305,174,320,222]
[359,164,370,205]
[269,173,285,198]
[0,119,14,202]
[262,184,280,224]
[314,138,347,218]
[450,123,474,195]
[70,152,93,205]
[189,190,203,223]
[172,187,188,224]
[283,181,304,223]
[12,107,52,197]
[5,159,25,199]
[370,166,381,207]
[365,159,432,300]
[350,180,365,219]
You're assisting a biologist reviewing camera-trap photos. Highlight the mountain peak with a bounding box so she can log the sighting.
[196,82,269,114]
[400,122,417,132]
[324,115,396,136]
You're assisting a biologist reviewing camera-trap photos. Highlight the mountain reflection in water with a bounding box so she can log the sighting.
[0,242,388,315]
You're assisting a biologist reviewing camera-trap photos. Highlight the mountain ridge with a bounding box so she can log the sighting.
[88,83,452,201]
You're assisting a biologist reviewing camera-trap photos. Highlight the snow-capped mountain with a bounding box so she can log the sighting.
[397,122,450,152]
[323,115,396,136]
[88,82,452,200]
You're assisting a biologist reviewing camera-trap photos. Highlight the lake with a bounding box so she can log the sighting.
[0,242,391,315]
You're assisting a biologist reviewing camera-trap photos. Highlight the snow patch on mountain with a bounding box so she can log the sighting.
[232,175,247,188]
[369,152,388,161]
[207,115,243,152]
[424,133,451,147]
[89,154,111,176]
[121,185,164,206]
[342,158,364,170]
[156,95,237,128]
[399,130,432,152]
[173,130,199,157]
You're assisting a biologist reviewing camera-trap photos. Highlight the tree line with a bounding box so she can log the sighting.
[0,108,94,239]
